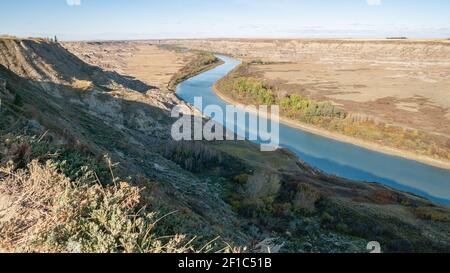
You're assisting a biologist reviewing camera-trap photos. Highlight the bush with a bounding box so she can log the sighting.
[216,63,450,161]
[0,131,237,253]
[13,93,23,106]
[413,207,450,223]
[0,134,112,184]
[233,173,249,185]
[281,94,346,119]
[233,77,276,105]
[168,52,220,91]
[162,141,223,173]
[243,172,281,207]
[218,65,345,118]
[0,160,199,253]
[292,184,321,214]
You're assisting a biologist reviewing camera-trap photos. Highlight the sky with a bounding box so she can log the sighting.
[0,0,449,40]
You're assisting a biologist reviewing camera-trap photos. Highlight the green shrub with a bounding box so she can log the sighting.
[320,212,335,228]
[281,94,346,119]
[162,141,223,173]
[233,77,276,105]
[13,93,23,106]
[168,52,220,91]
[292,184,321,214]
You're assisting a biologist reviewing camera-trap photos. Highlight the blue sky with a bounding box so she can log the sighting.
[1,0,449,40]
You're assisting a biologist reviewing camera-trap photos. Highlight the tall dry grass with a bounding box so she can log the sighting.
[0,160,214,253]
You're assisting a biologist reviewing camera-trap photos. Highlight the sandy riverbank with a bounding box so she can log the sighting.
[212,84,450,170]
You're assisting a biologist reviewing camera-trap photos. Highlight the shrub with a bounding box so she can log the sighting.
[233,173,250,185]
[413,207,450,223]
[281,94,346,119]
[168,52,220,91]
[216,63,450,161]
[320,212,335,229]
[232,77,276,105]
[0,160,201,253]
[292,184,321,214]
[13,93,23,106]
[244,172,281,207]
[0,134,112,184]
[162,141,223,173]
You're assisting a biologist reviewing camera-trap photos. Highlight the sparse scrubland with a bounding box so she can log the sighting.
[1,38,449,253]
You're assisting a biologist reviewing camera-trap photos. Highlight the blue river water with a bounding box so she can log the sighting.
[176,55,450,206]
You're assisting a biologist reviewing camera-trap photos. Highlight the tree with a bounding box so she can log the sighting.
[54,35,58,43]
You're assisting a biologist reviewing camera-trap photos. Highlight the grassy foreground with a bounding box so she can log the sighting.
[0,134,236,253]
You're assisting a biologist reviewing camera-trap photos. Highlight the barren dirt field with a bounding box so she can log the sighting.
[63,41,192,90]
[168,39,450,139]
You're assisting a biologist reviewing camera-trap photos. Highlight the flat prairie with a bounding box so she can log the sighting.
[63,41,193,90]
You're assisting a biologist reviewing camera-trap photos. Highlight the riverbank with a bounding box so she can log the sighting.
[212,83,450,170]
[167,52,224,91]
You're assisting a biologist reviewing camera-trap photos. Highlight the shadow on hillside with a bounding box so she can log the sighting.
[22,40,155,93]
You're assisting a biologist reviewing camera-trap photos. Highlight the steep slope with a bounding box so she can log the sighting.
[0,40,248,248]
[0,38,150,92]
[0,38,449,253]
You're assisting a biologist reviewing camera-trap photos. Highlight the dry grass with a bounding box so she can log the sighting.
[293,184,321,213]
[63,42,192,90]
[0,160,210,253]
[413,207,450,223]
[71,79,93,90]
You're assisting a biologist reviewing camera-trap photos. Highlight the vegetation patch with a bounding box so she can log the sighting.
[0,160,201,253]
[161,141,224,173]
[0,133,236,253]
[413,207,450,222]
[216,64,346,120]
[167,51,223,91]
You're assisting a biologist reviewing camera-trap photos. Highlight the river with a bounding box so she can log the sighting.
[176,54,450,206]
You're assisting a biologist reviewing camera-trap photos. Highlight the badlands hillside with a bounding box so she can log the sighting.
[0,38,449,253]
